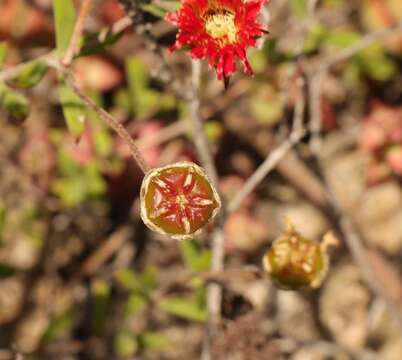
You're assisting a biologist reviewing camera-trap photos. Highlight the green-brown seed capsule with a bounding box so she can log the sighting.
[263,220,334,290]
[140,161,221,240]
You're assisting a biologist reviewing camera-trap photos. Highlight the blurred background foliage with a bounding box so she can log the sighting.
[1,0,402,359]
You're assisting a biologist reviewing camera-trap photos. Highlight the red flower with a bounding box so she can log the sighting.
[166,0,268,80]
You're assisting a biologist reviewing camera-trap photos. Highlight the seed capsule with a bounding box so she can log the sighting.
[263,220,334,290]
[140,161,221,240]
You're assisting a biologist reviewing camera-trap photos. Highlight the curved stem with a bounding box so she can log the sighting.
[65,74,150,174]
[62,0,94,66]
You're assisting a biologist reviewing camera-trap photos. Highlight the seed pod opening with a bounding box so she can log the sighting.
[140,161,221,240]
[262,220,330,290]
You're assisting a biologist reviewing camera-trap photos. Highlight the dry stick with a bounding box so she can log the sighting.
[314,162,402,332]
[98,15,133,42]
[320,19,402,70]
[308,72,324,155]
[306,21,402,331]
[65,74,150,174]
[0,13,133,82]
[79,226,133,277]
[307,0,320,14]
[276,149,402,334]
[189,60,219,186]
[187,60,223,360]
[136,120,187,150]
[0,53,55,82]
[62,0,94,66]
[61,2,150,172]
[117,0,185,100]
[227,77,306,214]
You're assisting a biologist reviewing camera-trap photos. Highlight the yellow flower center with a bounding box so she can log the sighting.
[205,10,237,45]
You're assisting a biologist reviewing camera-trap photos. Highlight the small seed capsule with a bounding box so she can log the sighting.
[263,220,334,290]
[140,161,221,240]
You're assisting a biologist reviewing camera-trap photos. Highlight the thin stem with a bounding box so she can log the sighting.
[314,160,402,333]
[306,36,402,330]
[187,60,223,360]
[65,74,150,174]
[62,0,94,66]
[228,78,306,214]
[319,19,402,71]
[98,15,133,43]
[136,120,187,150]
[308,72,324,156]
[0,53,55,82]
[189,60,219,186]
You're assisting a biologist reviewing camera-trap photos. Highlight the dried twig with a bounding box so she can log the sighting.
[305,22,402,330]
[117,0,185,98]
[319,19,402,71]
[187,61,224,360]
[117,0,144,25]
[0,53,55,82]
[62,0,94,66]
[227,77,306,214]
[136,120,187,150]
[305,23,402,330]
[189,60,219,186]
[65,74,150,173]
[79,226,133,277]
[97,15,133,42]
[322,172,402,332]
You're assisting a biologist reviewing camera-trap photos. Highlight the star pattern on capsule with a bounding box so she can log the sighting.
[140,162,221,240]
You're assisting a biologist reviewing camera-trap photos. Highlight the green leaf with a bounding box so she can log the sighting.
[324,0,344,7]
[115,269,144,292]
[53,0,76,57]
[159,297,207,322]
[58,80,86,138]
[205,121,224,142]
[249,96,284,125]
[114,330,138,357]
[324,29,360,48]
[139,332,170,350]
[303,23,328,53]
[141,266,157,293]
[10,60,49,89]
[289,0,307,18]
[0,206,6,242]
[248,48,267,73]
[125,293,147,316]
[91,279,110,336]
[115,267,157,295]
[141,4,167,18]
[93,126,113,156]
[125,57,159,120]
[52,177,87,206]
[43,309,74,341]
[113,88,131,112]
[263,40,291,64]
[179,240,211,272]
[358,44,397,81]
[0,42,8,67]
[53,0,87,137]
[52,157,106,206]
[79,30,124,57]
[0,82,29,122]
[0,264,15,278]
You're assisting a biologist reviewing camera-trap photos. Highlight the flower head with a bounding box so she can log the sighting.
[140,161,221,240]
[166,0,268,80]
